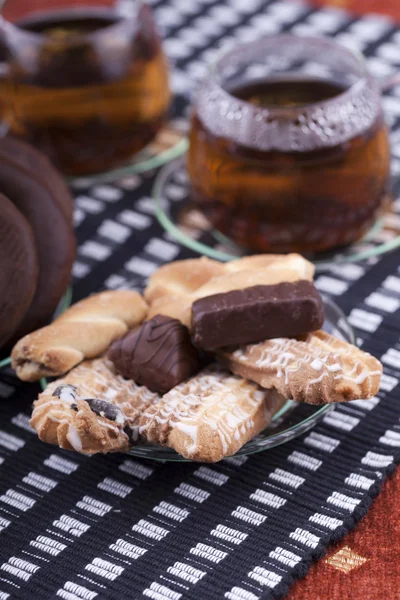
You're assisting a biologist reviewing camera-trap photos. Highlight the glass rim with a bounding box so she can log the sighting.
[0,2,142,43]
[206,33,376,117]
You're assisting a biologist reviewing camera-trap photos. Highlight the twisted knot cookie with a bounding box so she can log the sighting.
[12,290,148,381]
[219,330,382,405]
[31,358,160,454]
[145,254,314,327]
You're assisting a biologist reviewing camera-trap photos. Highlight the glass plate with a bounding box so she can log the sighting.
[129,295,354,461]
[68,123,188,186]
[152,157,400,271]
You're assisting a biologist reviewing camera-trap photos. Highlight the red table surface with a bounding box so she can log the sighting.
[2,0,114,22]
[307,0,400,21]
[289,467,400,600]
[4,0,400,21]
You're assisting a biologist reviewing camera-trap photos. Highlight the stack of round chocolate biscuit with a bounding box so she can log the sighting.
[0,137,76,351]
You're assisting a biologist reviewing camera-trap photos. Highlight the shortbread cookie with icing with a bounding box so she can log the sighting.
[139,365,286,462]
[219,330,382,405]
[31,358,160,454]
[12,290,148,381]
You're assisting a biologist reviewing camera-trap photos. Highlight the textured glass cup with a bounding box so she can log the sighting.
[0,0,170,175]
[188,35,391,254]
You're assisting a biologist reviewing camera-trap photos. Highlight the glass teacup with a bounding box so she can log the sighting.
[188,35,391,254]
[0,0,170,175]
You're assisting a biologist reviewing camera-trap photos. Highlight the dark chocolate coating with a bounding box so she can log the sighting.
[0,138,76,342]
[0,193,38,348]
[191,280,324,350]
[108,315,201,394]
[84,398,123,422]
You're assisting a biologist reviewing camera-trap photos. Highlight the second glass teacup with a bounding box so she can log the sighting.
[188,35,391,254]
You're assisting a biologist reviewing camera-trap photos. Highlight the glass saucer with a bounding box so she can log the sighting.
[69,122,188,186]
[152,157,400,271]
[129,295,354,462]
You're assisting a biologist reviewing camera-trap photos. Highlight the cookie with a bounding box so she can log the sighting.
[219,330,382,405]
[146,254,315,328]
[0,143,76,340]
[12,290,148,381]
[139,364,286,462]
[108,314,201,394]
[0,193,38,348]
[0,137,74,222]
[31,358,160,454]
[191,280,324,350]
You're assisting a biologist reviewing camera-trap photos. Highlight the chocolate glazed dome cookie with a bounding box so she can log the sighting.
[0,138,76,341]
[0,193,38,348]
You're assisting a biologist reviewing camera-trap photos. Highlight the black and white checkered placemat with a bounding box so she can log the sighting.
[1,1,400,598]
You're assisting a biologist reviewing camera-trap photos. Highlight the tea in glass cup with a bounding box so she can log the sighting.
[188,36,391,254]
[0,1,170,175]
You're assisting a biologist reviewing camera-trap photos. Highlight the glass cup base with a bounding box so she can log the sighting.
[152,157,400,271]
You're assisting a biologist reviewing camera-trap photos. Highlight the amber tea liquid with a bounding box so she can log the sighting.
[189,76,390,253]
[0,7,170,175]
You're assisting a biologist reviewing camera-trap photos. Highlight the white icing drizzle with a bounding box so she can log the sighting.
[310,359,323,371]
[114,411,125,426]
[174,422,198,454]
[306,372,329,391]
[140,366,282,458]
[327,363,341,372]
[256,350,296,380]
[34,358,161,451]
[98,421,120,434]
[103,387,118,402]
[56,385,77,403]
[67,425,83,452]
[224,331,381,403]
[48,415,63,423]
